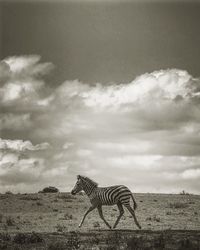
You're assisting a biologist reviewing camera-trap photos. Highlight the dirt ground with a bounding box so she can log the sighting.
[0,192,199,233]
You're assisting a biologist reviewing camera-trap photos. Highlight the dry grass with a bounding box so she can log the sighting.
[0,192,199,233]
[168,202,189,209]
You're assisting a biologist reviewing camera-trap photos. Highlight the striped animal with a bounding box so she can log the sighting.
[71,175,141,229]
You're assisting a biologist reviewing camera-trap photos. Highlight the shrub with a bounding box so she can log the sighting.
[48,241,66,250]
[146,215,161,222]
[168,202,189,209]
[56,224,65,232]
[36,201,43,206]
[19,195,40,201]
[6,216,15,226]
[0,233,11,241]
[29,232,44,243]
[64,213,73,220]
[13,232,43,244]
[40,186,59,193]
[93,221,100,228]
[5,191,13,195]
[127,236,144,250]
[179,190,190,195]
[0,214,3,223]
[0,195,7,200]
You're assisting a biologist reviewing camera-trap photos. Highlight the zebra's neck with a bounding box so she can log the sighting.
[82,181,97,197]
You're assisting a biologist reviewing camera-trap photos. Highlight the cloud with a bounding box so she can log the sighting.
[0,138,49,152]
[181,169,200,180]
[0,55,54,111]
[1,55,200,193]
[4,55,54,79]
[0,157,46,185]
[0,61,11,83]
[80,69,199,109]
[0,137,50,192]
[0,113,32,131]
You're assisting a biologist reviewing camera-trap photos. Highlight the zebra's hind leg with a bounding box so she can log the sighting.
[125,204,141,229]
[113,202,124,229]
[97,205,112,229]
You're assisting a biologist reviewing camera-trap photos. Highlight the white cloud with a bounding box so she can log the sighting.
[0,55,53,111]
[0,137,50,190]
[81,69,199,110]
[4,55,53,78]
[0,138,49,152]
[0,151,19,166]
[181,169,200,180]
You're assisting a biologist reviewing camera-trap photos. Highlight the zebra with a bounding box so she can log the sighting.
[71,175,141,229]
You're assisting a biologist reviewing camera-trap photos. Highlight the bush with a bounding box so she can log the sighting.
[64,213,73,220]
[13,232,43,244]
[179,190,190,195]
[93,221,100,228]
[6,216,15,226]
[127,236,144,250]
[40,186,59,193]
[168,202,189,209]
[146,215,161,222]
[0,214,3,223]
[36,202,43,206]
[5,191,13,195]
[48,241,66,250]
[19,196,40,201]
[0,233,11,241]
[55,224,66,232]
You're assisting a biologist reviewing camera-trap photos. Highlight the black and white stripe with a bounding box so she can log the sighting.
[71,175,141,229]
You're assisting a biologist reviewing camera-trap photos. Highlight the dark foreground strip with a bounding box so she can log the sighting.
[0,230,199,250]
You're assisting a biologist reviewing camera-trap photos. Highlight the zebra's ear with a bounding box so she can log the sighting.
[77,175,81,180]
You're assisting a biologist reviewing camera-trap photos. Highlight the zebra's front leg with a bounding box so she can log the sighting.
[79,206,96,228]
[97,205,112,229]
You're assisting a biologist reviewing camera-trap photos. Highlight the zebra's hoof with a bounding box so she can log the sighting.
[78,224,82,228]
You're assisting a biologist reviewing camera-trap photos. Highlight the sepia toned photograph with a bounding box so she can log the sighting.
[0,0,200,249]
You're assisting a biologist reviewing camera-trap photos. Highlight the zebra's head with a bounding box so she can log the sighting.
[71,175,83,195]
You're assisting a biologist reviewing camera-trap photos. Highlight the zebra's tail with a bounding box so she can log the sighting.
[131,193,137,210]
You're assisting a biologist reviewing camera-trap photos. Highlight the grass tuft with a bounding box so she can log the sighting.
[168,202,189,209]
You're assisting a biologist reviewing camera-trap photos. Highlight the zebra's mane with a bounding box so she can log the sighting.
[78,175,98,187]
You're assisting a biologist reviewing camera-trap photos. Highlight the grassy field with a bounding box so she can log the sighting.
[0,192,199,233]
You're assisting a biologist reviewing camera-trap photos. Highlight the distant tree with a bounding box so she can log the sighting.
[5,191,13,195]
[179,190,190,195]
[39,186,59,193]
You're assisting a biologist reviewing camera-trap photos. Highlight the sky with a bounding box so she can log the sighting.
[0,0,200,194]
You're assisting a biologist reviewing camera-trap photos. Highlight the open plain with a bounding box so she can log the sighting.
[0,192,199,249]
